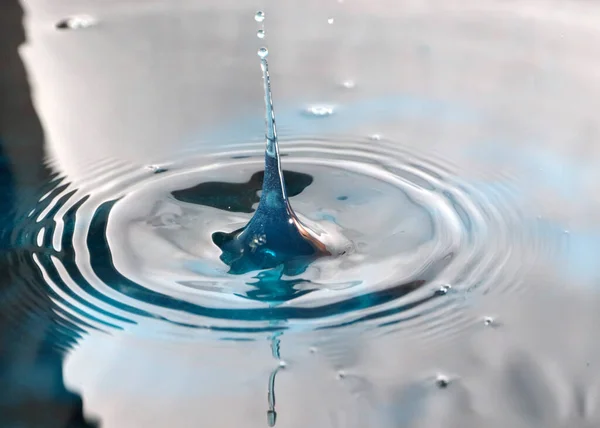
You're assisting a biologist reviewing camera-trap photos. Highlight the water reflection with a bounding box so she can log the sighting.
[0,0,94,426]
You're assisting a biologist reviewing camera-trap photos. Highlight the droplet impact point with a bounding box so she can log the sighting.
[213,33,332,282]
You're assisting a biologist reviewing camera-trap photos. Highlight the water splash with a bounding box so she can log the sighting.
[212,38,330,276]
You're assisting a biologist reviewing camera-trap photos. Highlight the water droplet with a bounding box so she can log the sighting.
[484,316,494,326]
[278,360,287,368]
[309,347,317,354]
[257,29,265,39]
[436,284,452,295]
[55,15,96,30]
[255,11,265,22]
[267,410,277,427]
[342,80,355,89]
[336,370,346,379]
[435,374,450,388]
[258,47,269,59]
[369,134,382,141]
[327,18,335,24]
[146,165,167,174]
[563,229,570,235]
[307,105,334,117]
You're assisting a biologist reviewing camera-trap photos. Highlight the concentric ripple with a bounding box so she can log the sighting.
[20,137,547,340]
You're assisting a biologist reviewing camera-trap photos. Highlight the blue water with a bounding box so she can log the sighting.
[4,3,600,428]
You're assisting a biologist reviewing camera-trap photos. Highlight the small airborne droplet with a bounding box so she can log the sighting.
[342,80,355,89]
[435,374,450,388]
[328,18,335,24]
[484,316,494,326]
[55,15,96,30]
[258,47,269,59]
[369,134,382,141]
[278,360,287,368]
[336,370,346,380]
[255,11,265,22]
[309,347,317,354]
[257,29,265,39]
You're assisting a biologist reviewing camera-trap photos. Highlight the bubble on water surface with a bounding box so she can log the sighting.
[146,165,168,174]
[55,15,97,30]
[436,284,452,295]
[306,105,334,117]
[435,374,450,388]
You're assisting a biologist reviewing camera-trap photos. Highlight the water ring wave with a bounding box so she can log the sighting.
[20,136,548,341]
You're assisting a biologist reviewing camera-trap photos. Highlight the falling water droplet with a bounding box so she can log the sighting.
[435,374,450,388]
[267,410,277,427]
[278,360,287,368]
[484,316,494,326]
[309,347,317,354]
[255,11,265,22]
[258,47,269,59]
[55,15,96,30]
[342,80,355,89]
[336,370,346,380]
[257,29,265,39]
[369,134,382,141]
[328,18,335,24]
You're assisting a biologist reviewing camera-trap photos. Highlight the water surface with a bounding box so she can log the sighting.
[4,0,600,427]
